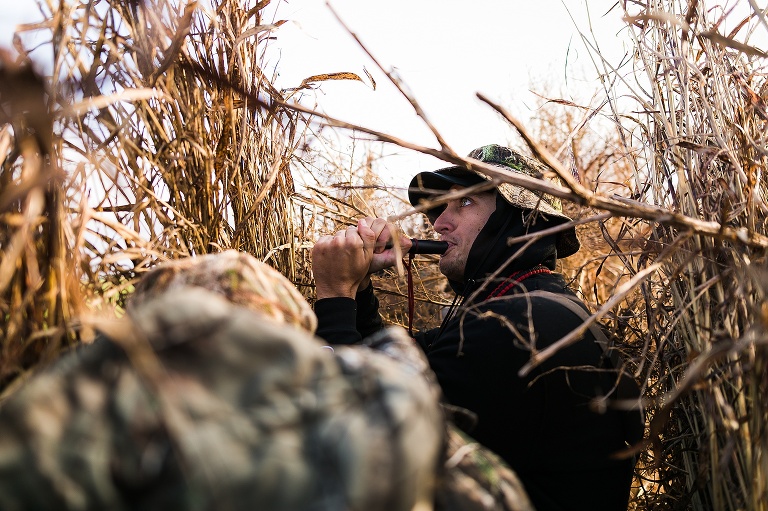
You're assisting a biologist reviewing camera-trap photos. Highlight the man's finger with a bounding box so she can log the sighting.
[358,218,374,240]
[357,218,378,251]
[371,219,391,254]
[369,218,389,237]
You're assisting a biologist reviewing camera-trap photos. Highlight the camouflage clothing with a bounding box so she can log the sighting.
[435,426,534,511]
[127,250,317,333]
[0,252,533,511]
[0,254,442,511]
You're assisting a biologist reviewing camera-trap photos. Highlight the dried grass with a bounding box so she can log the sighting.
[2,0,768,509]
[2,0,320,389]
[0,58,73,391]
[566,2,768,509]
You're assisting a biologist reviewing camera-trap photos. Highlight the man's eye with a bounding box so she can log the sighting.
[459,197,473,207]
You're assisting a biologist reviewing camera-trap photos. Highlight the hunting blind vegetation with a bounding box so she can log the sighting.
[1,0,768,509]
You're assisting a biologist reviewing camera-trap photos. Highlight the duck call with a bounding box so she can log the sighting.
[408,238,449,255]
[385,239,448,255]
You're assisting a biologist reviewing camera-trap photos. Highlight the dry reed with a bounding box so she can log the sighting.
[3,0,768,509]
[559,2,768,509]
[0,0,331,392]
[0,57,73,391]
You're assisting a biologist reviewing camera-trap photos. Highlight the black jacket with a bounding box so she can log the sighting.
[315,197,642,511]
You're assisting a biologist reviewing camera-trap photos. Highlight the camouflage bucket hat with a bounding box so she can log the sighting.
[408,144,580,258]
[128,250,318,333]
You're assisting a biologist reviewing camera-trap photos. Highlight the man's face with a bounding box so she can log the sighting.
[432,186,497,282]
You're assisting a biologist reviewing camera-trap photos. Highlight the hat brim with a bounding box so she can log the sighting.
[408,167,486,207]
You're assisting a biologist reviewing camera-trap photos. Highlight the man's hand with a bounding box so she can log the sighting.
[312,218,412,299]
[365,217,412,273]
[312,218,377,299]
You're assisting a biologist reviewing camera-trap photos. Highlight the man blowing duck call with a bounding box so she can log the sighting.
[311,144,643,511]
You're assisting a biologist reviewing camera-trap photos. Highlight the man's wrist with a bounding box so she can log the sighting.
[357,275,372,293]
[316,286,357,299]
[315,278,368,299]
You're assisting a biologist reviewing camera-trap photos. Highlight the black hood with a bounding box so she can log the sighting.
[447,194,559,297]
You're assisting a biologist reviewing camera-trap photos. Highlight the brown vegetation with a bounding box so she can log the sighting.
[2,0,768,509]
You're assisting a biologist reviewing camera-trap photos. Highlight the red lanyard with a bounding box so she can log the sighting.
[405,262,551,338]
[485,265,551,299]
[406,253,416,337]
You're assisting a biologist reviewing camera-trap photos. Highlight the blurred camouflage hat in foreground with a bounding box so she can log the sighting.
[0,252,442,511]
[408,144,580,258]
[128,250,317,333]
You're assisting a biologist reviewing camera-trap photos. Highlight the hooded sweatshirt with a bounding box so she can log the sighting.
[315,197,641,511]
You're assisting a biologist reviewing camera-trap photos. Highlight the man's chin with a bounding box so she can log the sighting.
[438,259,463,283]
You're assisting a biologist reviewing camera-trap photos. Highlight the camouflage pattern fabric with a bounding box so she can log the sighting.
[0,252,533,511]
[0,253,442,510]
[127,250,317,333]
[354,329,536,511]
[434,426,535,511]
[468,144,580,258]
[466,144,565,219]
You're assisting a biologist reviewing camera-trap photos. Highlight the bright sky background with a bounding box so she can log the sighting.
[0,0,632,182]
[261,0,631,178]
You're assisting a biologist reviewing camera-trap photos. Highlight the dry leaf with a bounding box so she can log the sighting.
[287,72,366,92]
[363,67,377,91]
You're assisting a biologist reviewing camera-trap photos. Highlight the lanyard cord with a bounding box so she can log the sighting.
[485,265,552,299]
[406,252,415,337]
[405,260,552,339]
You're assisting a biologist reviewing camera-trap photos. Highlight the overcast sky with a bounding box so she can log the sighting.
[1,0,631,179]
[261,0,630,176]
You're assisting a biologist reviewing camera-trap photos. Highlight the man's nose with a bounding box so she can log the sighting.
[432,210,452,233]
